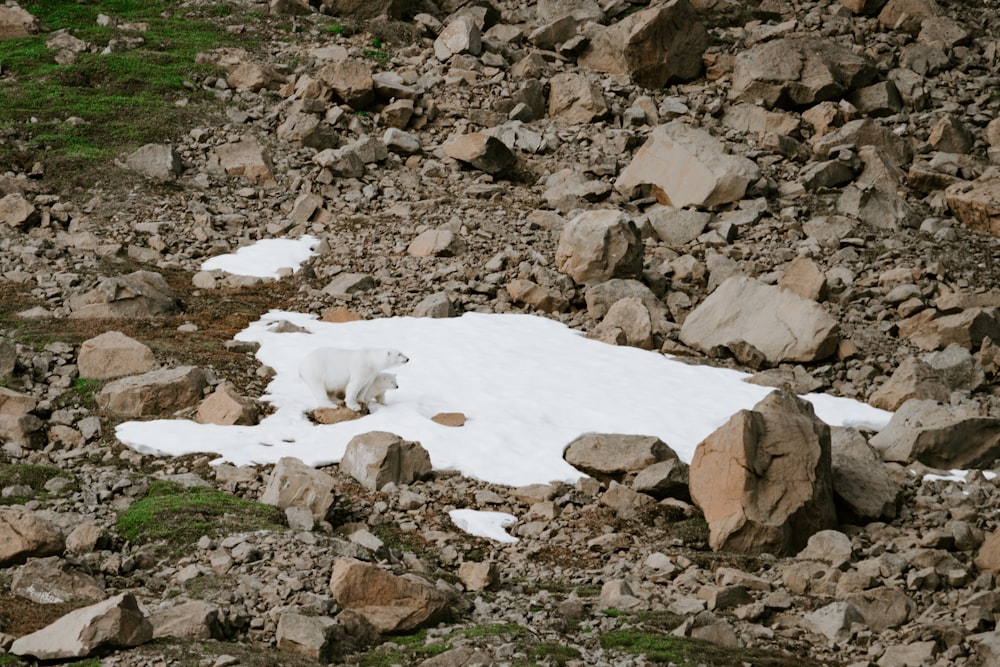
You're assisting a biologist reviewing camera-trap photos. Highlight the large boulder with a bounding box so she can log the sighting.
[124,143,183,181]
[555,210,643,286]
[563,433,678,482]
[68,271,179,319]
[578,0,707,88]
[547,72,608,124]
[11,556,107,604]
[77,331,157,380]
[443,133,516,175]
[869,399,1000,469]
[260,456,338,521]
[679,276,840,365]
[96,366,208,418]
[0,193,40,228]
[196,383,259,426]
[10,593,152,660]
[831,428,899,521]
[150,599,225,640]
[689,390,838,555]
[0,4,42,38]
[212,135,276,186]
[329,558,453,633]
[729,37,878,109]
[0,508,64,566]
[615,121,761,209]
[340,432,432,491]
[945,174,1000,237]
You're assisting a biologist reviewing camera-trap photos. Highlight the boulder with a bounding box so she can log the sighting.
[615,121,761,208]
[945,174,1000,237]
[878,0,942,34]
[259,456,338,522]
[564,433,678,482]
[679,276,840,364]
[0,193,40,228]
[547,72,608,124]
[457,561,499,592]
[0,507,64,566]
[869,357,950,411]
[276,613,343,662]
[0,5,41,38]
[646,206,712,246]
[555,210,643,286]
[10,593,152,660]
[593,297,655,349]
[579,0,707,88]
[729,38,878,109]
[11,556,106,604]
[802,601,864,643]
[317,58,374,109]
[151,599,225,640]
[124,143,183,181]
[196,382,259,426]
[797,529,854,569]
[689,390,838,555]
[906,307,1000,351]
[632,459,690,500]
[276,112,338,150]
[837,184,919,230]
[812,119,913,167]
[68,270,179,319]
[443,133,516,175]
[870,399,1000,469]
[340,431,432,491]
[329,558,453,633]
[585,279,670,331]
[845,588,916,631]
[779,256,827,302]
[434,15,481,61]
[96,366,208,418]
[77,331,157,380]
[213,136,276,186]
[831,428,899,521]
[507,279,569,313]
[408,229,466,258]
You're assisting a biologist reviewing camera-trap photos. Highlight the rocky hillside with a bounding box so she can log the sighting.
[2,0,1000,664]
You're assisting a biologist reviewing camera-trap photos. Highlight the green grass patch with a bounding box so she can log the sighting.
[0,464,75,505]
[601,630,833,666]
[0,0,249,188]
[116,479,285,553]
[354,630,452,667]
[70,377,104,407]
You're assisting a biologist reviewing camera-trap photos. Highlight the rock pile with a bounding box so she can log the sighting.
[2,0,1000,664]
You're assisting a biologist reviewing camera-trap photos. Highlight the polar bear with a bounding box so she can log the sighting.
[359,372,397,408]
[299,347,408,411]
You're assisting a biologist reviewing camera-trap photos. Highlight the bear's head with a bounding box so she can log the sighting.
[385,349,409,366]
[375,372,398,390]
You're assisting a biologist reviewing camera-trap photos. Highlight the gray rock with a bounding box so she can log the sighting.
[555,209,642,286]
[340,431,432,491]
[870,399,1000,469]
[260,457,338,522]
[77,331,157,380]
[69,270,179,319]
[831,428,899,521]
[151,599,225,640]
[124,143,183,181]
[96,366,208,418]
[564,433,677,481]
[11,556,106,604]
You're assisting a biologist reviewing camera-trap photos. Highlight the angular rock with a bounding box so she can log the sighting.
[227,61,285,92]
[443,133,516,175]
[0,4,41,38]
[831,428,899,521]
[680,276,840,364]
[585,279,670,330]
[124,143,183,181]
[317,58,374,109]
[929,114,973,154]
[10,593,152,660]
[837,184,919,230]
[507,279,568,313]
[434,15,481,61]
[564,433,677,482]
[412,293,456,318]
[593,297,655,349]
[797,529,853,569]
[329,558,453,633]
[555,209,642,286]
[0,507,64,566]
[578,0,707,88]
[615,121,761,208]
[277,112,338,150]
[0,192,39,228]
[324,272,375,298]
[812,119,913,166]
[196,382,259,426]
[260,456,337,522]
[869,357,950,411]
[213,136,275,186]
[878,0,942,34]
[779,256,827,302]
[729,37,878,109]
[340,431,432,491]
[601,481,655,519]
[69,270,179,319]
[870,399,1000,469]
[632,459,690,500]
[408,229,465,258]
[12,556,106,604]
[151,599,225,640]
[907,307,1000,351]
[845,588,916,631]
[945,175,1000,237]
[803,601,864,643]
[547,72,608,124]
[458,561,499,592]
[77,331,157,380]
[976,528,1000,574]
[646,206,712,246]
[274,612,370,662]
[689,390,838,555]
[96,366,208,418]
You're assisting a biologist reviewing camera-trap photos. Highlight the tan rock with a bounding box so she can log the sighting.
[878,0,942,34]
[11,556,105,604]
[564,433,677,481]
[945,175,1000,237]
[680,276,840,365]
[317,58,374,109]
[779,256,827,302]
[260,457,337,522]
[70,270,179,319]
[213,136,275,186]
[593,296,654,349]
[196,383,259,426]
[124,143,182,181]
[433,15,481,61]
[0,508,64,566]
[929,114,973,153]
[10,593,152,660]
[975,528,1000,574]
[547,72,608,124]
[340,431,432,491]
[78,331,156,380]
[869,357,949,410]
[329,558,453,633]
[458,561,499,592]
[689,390,838,555]
[96,366,208,418]
[0,386,37,415]
[151,599,224,640]
[227,61,285,92]
[408,229,465,258]
[0,193,39,228]
[431,412,466,427]
[320,306,364,323]
[507,279,569,313]
[615,121,761,208]
[443,133,516,175]
[555,209,642,286]
[0,5,41,38]
[310,405,363,424]
[578,0,707,88]
[870,399,1000,469]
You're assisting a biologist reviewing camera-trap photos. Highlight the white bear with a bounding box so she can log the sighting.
[299,347,408,412]
[359,372,397,408]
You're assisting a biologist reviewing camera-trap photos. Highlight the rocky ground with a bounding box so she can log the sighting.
[3,0,1000,664]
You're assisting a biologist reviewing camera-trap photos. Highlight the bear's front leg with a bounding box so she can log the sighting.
[342,378,364,412]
